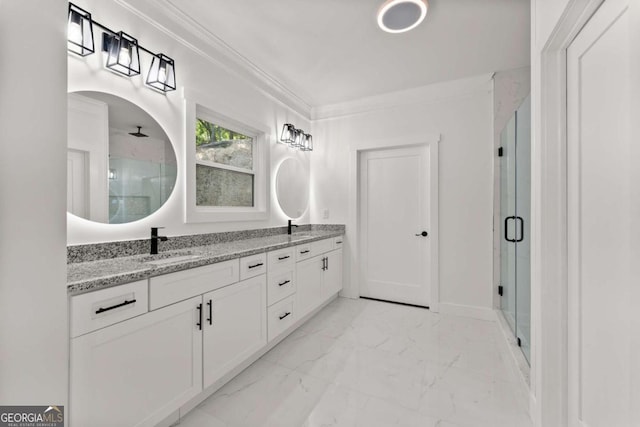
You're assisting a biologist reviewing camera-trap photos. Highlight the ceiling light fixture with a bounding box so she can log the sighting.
[377,0,428,34]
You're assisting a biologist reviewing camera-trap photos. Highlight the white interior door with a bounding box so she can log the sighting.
[567,0,633,425]
[359,144,437,307]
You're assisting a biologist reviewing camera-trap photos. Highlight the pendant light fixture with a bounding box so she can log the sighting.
[377,0,428,34]
[67,3,94,56]
[67,2,177,93]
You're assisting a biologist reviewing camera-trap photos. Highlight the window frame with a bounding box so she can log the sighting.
[184,89,270,223]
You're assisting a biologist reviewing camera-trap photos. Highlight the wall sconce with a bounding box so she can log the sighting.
[280,123,296,144]
[67,3,94,56]
[280,124,313,151]
[103,32,140,77]
[147,54,176,92]
[67,2,176,93]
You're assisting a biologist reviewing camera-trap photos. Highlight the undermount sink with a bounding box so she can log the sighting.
[141,252,202,266]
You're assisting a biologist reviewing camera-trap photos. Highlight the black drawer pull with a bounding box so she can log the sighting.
[335,241,342,244]
[278,280,291,287]
[207,299,212,325]
[95,299,136,315]
[279,312,291,320]
[196,303,203,330]
[248,262,264,269]
[300,250,310,254]
[278,255,290,260]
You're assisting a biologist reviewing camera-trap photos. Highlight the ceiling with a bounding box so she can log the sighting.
[165,0,530,107]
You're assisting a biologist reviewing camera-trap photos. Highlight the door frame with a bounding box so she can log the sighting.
[346,134,440,312]
[532,1,604,426]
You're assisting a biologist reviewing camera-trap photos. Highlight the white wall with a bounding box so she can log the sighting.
[310,76,494,315]
[67,0,311,245]
[0,0,69,410]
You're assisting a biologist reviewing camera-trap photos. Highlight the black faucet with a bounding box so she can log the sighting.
[287,220,298,235]
[150,227,168,254]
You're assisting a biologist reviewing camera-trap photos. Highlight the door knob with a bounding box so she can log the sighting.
[415,231,428,237]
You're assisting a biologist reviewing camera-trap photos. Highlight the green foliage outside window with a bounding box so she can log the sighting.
[196,118,249,146]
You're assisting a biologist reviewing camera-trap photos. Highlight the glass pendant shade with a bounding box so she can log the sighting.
[146,54,176,92]
[303,133,313,151]
[67,4,94,56]
[105,31,140,77]
[293,129,304,148]
[280,124,295,144]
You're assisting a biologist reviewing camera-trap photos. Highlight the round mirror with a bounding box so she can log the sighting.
[67,91,177,224]
[275,158,309,219]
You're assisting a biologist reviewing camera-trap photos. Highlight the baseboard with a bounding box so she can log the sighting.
[438,302,497,321]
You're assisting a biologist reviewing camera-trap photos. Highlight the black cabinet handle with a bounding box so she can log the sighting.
[279,312,291,320]
[95,298,136,315]
[278,255,290,260]
[322,257,328,271]
[300,249,310,254]
[248,262,264,269]
[196,303,203,330]
[207,299,212,325]
[504,216,517,242]
[516,216,524,242]
[278,280,291,287]
[415,231,428,237]
[335,241,343,244]
[326,257,329,270]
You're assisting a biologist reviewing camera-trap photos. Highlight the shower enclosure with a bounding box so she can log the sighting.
[499,95,531,363]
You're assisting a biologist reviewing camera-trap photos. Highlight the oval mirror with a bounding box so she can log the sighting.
[275,158,309,219]
[67,91,177,224]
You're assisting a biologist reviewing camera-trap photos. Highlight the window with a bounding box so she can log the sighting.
[184,94,269,223]
[195,119,255,207]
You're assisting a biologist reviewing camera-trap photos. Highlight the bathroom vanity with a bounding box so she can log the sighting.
[67,229,344,427]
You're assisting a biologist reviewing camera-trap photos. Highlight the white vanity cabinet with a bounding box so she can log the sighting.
[69,235,344,427]
[202,275,267,389]
[70,296,203,427]
[296,243,343,319]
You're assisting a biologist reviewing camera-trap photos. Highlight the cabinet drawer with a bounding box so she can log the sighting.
[295,244,312,262]
[70,280,148,338]
[267,270,295,306]
[149,259,239,310]
[267,294,295,342]
[267,247,294,272]
[311,238,333,257]
[240,253,267,280]
[333,236,344,250]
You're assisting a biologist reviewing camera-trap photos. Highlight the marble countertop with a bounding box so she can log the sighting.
[68,230,344,296]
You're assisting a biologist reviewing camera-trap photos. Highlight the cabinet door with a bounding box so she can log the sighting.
[323,249,343,298]
[203,276,267,389]
[296,255,324,319]
[70,297,202,427]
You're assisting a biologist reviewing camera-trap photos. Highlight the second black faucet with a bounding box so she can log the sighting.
[150,227,169,254]
[287,220,298,235]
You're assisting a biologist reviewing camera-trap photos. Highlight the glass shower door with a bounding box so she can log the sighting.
[515,96,531,362]
[499,95,531,363]
[500,115,517,334]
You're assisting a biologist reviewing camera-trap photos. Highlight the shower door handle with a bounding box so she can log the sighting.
[504,216,517,242]
[516,216,524,242]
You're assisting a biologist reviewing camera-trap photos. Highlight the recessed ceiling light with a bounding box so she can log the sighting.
[377,0,428,34]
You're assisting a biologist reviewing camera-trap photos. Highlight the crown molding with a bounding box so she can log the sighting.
[114,0,313,120]
[311,73,495,121]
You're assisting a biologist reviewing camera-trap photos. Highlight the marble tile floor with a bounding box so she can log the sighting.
[177,297,533,427]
